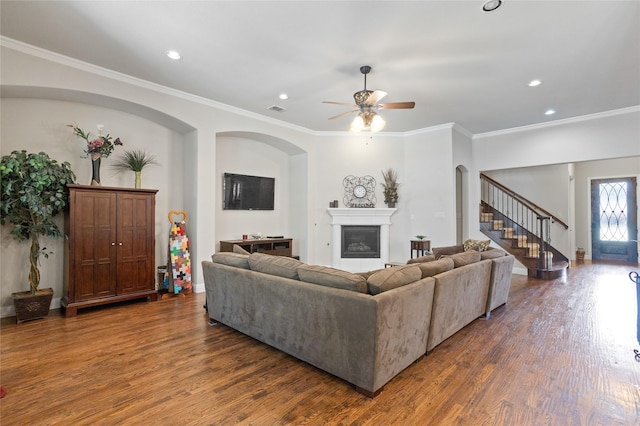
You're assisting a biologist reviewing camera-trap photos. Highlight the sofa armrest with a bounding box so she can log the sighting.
[427,260,492,352]
[486,254,515,316]
[370,277,435,393]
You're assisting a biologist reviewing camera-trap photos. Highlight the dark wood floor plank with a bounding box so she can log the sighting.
[1,261,639,425]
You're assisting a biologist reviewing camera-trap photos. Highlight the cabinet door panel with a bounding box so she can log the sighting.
[116,194,154,294]
[74,192,117,300]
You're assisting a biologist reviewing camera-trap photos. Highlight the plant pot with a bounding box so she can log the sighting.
[12,288,54,323]
[387,202,396,208]
[576,248,586,260]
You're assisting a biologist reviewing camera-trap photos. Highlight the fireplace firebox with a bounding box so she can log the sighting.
[341,225,380,258]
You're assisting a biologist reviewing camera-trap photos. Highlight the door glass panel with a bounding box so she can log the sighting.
[599,181,628,241]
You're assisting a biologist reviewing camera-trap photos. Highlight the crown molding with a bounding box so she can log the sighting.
[0,36,314,135]
[473,106,640,140]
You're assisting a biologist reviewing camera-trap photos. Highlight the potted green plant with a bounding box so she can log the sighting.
[112,149,158,188]
[381,168,399,207]
[0,150,76,323]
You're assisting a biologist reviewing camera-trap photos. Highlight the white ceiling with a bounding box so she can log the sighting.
[1,1,639,134]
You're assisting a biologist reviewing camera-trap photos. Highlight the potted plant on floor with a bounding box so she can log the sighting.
[381,168,399,208]
[0,150,76,323]
[112,149,158,189]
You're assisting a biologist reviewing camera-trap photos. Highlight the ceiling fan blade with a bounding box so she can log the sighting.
[328,110,359,120]
[378,101,416,109]
[363,90,387,106]
[323,101,358,107]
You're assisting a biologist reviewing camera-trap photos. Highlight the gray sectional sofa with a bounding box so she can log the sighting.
[202,243,514,397]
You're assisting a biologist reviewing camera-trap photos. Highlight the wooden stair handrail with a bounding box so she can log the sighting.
[480,173,569,229]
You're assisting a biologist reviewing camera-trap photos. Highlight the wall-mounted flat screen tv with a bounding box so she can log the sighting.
[223,173,275,210]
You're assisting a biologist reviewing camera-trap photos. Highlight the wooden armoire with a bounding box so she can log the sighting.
[63,185,158,316]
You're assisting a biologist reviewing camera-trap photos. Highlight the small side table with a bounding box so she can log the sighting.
[411,239,431,259]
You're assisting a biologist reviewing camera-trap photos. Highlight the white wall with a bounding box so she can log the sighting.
[403,126,456,252]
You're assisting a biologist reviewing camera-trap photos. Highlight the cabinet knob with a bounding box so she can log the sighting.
[111,242,116,246]
[118,242,123,246]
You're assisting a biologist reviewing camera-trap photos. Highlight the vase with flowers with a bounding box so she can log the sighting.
[68,124,123,185]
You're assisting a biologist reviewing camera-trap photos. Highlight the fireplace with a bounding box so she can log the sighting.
[327,207,397,271]
[341,226,380,258]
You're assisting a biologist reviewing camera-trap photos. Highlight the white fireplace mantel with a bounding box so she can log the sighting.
[327,208,397,271]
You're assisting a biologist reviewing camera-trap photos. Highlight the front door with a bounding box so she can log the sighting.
[591,177,638,263]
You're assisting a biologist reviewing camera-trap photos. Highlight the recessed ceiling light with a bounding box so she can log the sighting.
[544,109,556,115]
[279,93,289,100]
[482,0,502,12]
[165,50,182,60]
[528,79,542,87]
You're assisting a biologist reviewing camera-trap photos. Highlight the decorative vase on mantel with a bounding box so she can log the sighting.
[90,153,102,186]
[135,171,142,189]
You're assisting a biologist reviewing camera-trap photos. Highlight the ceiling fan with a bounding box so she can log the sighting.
[323,65,415,132]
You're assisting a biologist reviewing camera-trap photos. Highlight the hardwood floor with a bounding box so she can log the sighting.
[1,261,639,425]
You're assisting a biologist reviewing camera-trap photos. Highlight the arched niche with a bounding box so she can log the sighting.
[215,131,309,260]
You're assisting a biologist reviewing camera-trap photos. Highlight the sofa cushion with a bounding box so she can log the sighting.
[211,252,250,269]
[367,264,422,295]
[480,249,507,260]
[355,270,379,280]
[233,244,251,255]
[248,252,302,280]
[415,257,454,278]
[463,239,491,252]
[432,244,464,259]
[445,250,482,268]
[406,254,436,264]
[297,265,368,293]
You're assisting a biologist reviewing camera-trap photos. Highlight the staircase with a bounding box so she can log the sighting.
[480,174,569,279]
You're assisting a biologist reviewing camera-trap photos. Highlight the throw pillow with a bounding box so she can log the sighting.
[211,252,250,269]
[297,265,367,293]
[367,264,422,295]
[248,252,302,280]
[232,244,251,255]
[463,239,491,252]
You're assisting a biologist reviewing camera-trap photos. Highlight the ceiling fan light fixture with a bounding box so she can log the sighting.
[350,115,365,132]
[482,0,502,12]
[370,114,386,132]
[325,65,414,132]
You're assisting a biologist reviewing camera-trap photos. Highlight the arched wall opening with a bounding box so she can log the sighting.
[215,131,309,260]
[0,86,201,315]
[455,165,469,244]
